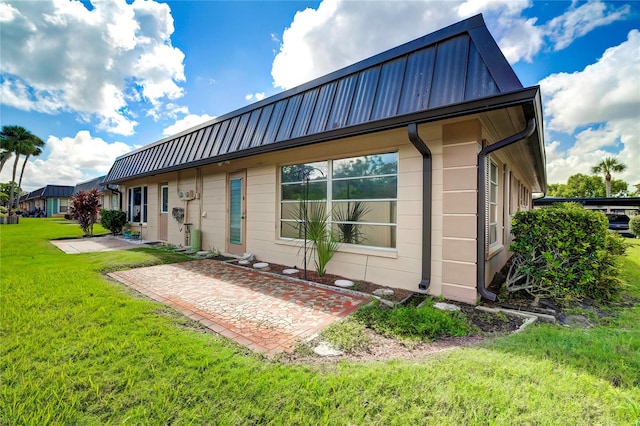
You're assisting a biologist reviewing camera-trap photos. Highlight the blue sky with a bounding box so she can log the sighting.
[1,0,638,191]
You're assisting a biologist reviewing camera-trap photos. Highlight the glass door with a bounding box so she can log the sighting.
[228,171,246,255]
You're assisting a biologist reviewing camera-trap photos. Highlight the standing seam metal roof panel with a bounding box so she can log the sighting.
[428,35,469,108]
[276,94,303,142]
[227,113,250,153]
[371,56,407,120]
[307,82,337,134]
[347,66,381,126]
[239,109,262,151]
[464,42,499,100]
[397,47,436,114]
[262,100,288,145]
[210,121,230,157]
[291,89,320,139]
[104,15,532,184]
[249,103,274,149]
[327,74,358,130]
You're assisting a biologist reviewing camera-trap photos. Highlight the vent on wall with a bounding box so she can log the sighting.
[178,190,195,201]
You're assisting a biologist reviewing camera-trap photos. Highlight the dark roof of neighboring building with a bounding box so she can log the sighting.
[73,175,107,194]
[23,185,74,201]
[104,14,543,186]
[534,197,640,208]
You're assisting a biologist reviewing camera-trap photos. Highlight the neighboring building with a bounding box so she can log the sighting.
[103,15,546,304]
[73,176,121,214]
[533,197,640,216]
[20,185,74,217]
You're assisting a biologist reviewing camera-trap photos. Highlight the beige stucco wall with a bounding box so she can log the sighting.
[117,115,539,305]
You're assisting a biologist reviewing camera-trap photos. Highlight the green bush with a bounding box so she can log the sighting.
[629,215,640,237]
[100,209,128,236]
[353,302,470,342]
[506,203,625,303]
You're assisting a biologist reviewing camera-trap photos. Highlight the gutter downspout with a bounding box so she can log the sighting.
[408,123,431,290]
[477,118,536,301]
[106,184,122,210]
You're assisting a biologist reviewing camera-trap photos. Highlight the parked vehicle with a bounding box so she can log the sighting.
[606,214,632,237]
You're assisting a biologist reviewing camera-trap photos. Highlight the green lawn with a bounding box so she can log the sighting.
[2,219,639,425]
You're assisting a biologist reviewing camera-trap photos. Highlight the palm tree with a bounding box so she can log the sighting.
[0,125,45,216]
[591,157,627,198]
[16,138,45,203]
[0,150,12,174]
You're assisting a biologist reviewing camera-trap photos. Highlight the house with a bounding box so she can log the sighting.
[20,185,74,217]
[73,175,121,216]
[103,15,546,304]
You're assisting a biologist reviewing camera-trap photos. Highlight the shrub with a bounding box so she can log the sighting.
[629,215,640,237]
[100,209,128,235]
[69,189,101,237]
[353,302,470,342]
[506,203,625,304]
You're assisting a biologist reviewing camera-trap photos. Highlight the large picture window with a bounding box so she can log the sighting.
[280,152,398,248]
[127,186,148,223]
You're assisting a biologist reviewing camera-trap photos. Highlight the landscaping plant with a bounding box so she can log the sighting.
[506,203,626,304]
[100,209,128,236]
[629,215,640,237]
[69,188,101,237]
[293,200,340,277]
[353,299,471,343]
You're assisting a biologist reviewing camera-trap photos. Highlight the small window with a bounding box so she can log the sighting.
[59,198,69,213]
[489,161,499,246]
[161,186,169,213]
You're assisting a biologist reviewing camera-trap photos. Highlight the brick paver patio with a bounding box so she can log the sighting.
[108,260,368,356]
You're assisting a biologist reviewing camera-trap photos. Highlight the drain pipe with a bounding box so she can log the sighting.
[408,123,432,290]
[477,118,536,301]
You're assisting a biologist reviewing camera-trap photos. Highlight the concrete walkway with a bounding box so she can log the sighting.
[51,235,146,253]
[108,260,368,356]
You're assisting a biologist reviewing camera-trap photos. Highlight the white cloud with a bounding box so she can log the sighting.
[0,0,185,136]
[270,0,628,90]
[245,92,266,102]
[541,31,640,185]
[0,130,132,191]
[270,0,541,89]
[546,1,631,51]
[162,113,215,137]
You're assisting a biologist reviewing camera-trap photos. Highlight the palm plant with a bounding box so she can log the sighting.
[0,126,45,216]
[293,200,341,277]
[333,201,370,244]
[592,157,626,198]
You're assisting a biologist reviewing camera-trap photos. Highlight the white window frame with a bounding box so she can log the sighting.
[58,198,69,214]
[127,186,148,224]
[161,185,169,213]
[279,153,398,249]
[489,160,499,247]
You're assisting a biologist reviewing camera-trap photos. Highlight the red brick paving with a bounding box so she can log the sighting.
[108,260,368,356]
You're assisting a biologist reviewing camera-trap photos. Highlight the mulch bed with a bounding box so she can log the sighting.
[240,260,414,303]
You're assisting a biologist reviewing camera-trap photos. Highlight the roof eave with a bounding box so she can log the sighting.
[104,87,543,184]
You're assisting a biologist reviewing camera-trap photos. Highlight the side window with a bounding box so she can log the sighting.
[489,161,499,246]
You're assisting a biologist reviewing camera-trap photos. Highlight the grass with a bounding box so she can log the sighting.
[1,219,639,424]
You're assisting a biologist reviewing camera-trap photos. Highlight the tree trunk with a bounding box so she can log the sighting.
[605,177,611,198]
[0,152,12,174]
[8,153,20,216]
[17,154,31,204]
